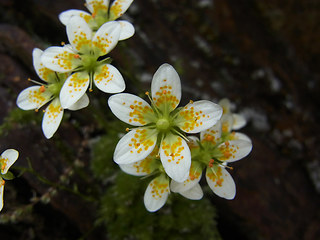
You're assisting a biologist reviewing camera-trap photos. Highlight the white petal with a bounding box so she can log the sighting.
[92,21,121,56]
[186,136,200,150]
[108,93,154,126]
[206,167,236,200]
[59,9,93,25]
[218,140,252,162]
[219,98,231,114]
[160,134,191,183]
[94,64,125,93]
[176,100,223,134]
[0,183,4,212]
[229,132,252,143]
[118,20,135,40]
[151,63,181,113]
[67,94,89,111]
[200,120,222,144]
[144,176,170,212]
[179,183,203,200]
[109,0,133,20]
[232,113,247,130]
[41,46,78,73]
[170,161,202,193]
[221,113,233,133]
[32,48,52,82]
[86,0,109,14]
[67,16,92,53]
[1,149,19,174]
[59,71,90,109]
[114,128,157,164]
[119,147,158,176]
[16,86,52,110]
[42,99,64,139]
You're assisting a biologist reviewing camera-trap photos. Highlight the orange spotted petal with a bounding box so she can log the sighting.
[151,63,181,113]
[114,128,157,164]
[67,94,90,111]
[86,0,109,15]
[67,16,93,53]
[228,132,252,143]
[176,100,222,134]
[170,161,203,193]
[159,134,191,183]
[16,86,52,110]
[94,64,125,93]
[42,98,64,139]
[217,140,252,163]
[108,93,155,126]
[206,166,236,200]
[119,147,159,176]
[144,175,170,212]
[41,46,79,73]
[32,48,55,82]
[59,9,93,26]
[118,20,135,40]
[179,183,203,200]
[221,113,233,133]
[109,0,133,20]
[0,149,19,174]
[200,120,222,145]
[92,21,121,56]
[59,71,90,109]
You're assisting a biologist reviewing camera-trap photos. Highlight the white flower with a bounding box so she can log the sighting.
[219,98,247,131]
[17,48,89,139]
[59,0,135,40]
[119,147,202,212]
[0,149,19,212]
[171,121,252,200]
[41,17,125,109]
[109,63,222,182]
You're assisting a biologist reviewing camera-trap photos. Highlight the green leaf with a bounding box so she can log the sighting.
[1,171,15,180]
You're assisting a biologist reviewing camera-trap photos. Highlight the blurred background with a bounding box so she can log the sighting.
[0,0,319,239]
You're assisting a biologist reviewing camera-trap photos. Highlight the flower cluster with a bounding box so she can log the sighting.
[7,0,253,214]
[109,65,252,212]
[17,0,134,138]
[0,149,19,212]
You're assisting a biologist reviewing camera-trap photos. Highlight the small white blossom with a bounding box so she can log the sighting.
[17,48,89,139]
[0,149,19,212]
[109,63,222,182]
[59,0,135,40]
[41,17,125,109]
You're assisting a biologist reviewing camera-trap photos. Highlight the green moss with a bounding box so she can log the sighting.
[0,108,41,136]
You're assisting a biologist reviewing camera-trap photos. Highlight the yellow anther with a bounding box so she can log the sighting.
[61,41,65,46]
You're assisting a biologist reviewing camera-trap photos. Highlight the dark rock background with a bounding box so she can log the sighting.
[0,0,319,239]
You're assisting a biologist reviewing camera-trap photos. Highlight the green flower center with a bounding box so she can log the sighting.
[81,54,99,73]
[156,118,170,131]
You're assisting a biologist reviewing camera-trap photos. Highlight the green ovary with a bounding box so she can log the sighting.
[156,118,170,131]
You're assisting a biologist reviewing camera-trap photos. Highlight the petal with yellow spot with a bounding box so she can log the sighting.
[60,71,90,109]
[108,93,155,126]
[176,100,222,134]
[217,140,252,163]
[170,161,203,193]
[144,175,170,212]
[0,149,19,175]
[42,98,64,139]
[94,64,125,93]
[206,166,235,200]
[114,128,157,164]
[159,134,191,183]
[16,86,52,110]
